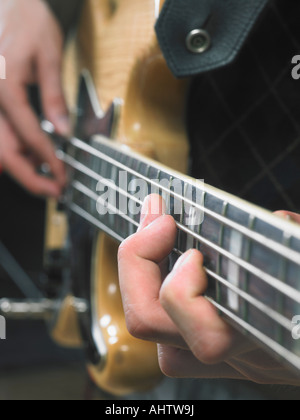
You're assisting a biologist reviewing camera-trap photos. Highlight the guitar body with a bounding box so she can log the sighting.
[59,0,189,395]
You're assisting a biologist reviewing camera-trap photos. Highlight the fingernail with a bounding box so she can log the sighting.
[162,251,196,289]
[276,212,293,221]
[54,115,71,137]
[173,250,194,271]
[138,196,154,232]
[144,215,167,231]
[138,197,150,232]
[139,196,151,227]
[138,195,166,232]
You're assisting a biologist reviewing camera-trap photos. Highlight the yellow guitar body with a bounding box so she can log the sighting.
[58,0,190,395]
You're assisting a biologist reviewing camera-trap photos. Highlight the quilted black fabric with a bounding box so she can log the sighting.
[188,0,300,213]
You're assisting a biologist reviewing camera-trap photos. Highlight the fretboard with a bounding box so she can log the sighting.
[62,134,300,375]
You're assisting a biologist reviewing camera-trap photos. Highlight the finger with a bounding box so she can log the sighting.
[274,211,300,225]
[138,195,170,279]
[118,195,187,347]
[37,41,71,136]
[0,82,66,188]
[157,345,245,380]
[160,250,239,364]
[137,194,166,231]
[0,115,61,197]
[5,153,62,198]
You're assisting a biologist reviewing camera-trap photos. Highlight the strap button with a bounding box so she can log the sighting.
[186,29,211,54]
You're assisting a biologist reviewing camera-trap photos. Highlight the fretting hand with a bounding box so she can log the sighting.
[118,195,300,385]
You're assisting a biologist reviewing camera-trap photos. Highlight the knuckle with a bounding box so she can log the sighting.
[117,240,130,263]
[192,348,215,365]
[118,236,136,262]
[158,357,178,378]
[191,337,225,365]
[159,286,172,309]
[125,310,151,341]
[159,277,182,310]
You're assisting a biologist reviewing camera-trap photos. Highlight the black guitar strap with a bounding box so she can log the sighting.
[156,0,269,78]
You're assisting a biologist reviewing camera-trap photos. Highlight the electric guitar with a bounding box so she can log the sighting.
[45,0,300,395]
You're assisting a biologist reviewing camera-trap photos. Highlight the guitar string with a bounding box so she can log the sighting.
[64,141,300,369]
[207,298,300,372]
[62,151,300,305]
[72,177,300,324]
[69,200,300,372]
[66,137,300,266]
[174,246,293,332]
[69,196,292,332]
[62,148,300,268]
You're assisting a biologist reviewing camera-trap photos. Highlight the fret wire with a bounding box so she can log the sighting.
[145,164,151,196]
[197,190,206,251]
[207,298,300,372]
[178,178,185,253]
[133,159,143,225]
[280,232,292,282]
[70,178,300,307]
[109,162,118,230]
[183,182,189,251]
[154,170,161,195]
[205,268,292,332]
[168,176,179,252]
[164,176,172,219]
[157,169,162,189]
[64,139,300,266]
[244,215,256,325]
[216,202,228,306]
[277,233,292,345]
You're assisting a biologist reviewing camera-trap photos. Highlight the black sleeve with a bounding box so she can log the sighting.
[46,0,84,36]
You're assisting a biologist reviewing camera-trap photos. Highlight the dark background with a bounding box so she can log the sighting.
[0,174,87,400]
